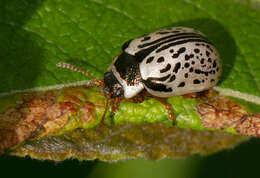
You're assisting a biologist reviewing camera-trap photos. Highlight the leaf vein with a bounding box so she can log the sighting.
[57,9,113,59]
[89,0,145,31]
[238,49,260,92]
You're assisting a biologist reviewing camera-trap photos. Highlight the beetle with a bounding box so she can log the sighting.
[57,26,222,130]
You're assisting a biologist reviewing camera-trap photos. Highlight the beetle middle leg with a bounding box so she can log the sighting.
[148,95,175,125]
[136,91,176,125]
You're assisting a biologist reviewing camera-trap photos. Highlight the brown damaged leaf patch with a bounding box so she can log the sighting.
[197,96,260,136]
[10,123,247,161]
[0,88,257,159]
[0,91,73,154]
[236,113,260,137]
[61,88,97,123]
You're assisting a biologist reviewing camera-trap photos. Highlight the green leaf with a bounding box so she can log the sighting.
[1,0,260,99]
[1,0,260,160]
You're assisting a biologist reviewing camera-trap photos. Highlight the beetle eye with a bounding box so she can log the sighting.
[115,87,123,97]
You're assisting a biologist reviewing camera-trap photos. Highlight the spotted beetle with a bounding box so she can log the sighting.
[57,27,222,130]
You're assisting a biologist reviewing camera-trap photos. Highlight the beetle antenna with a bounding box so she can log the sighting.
[56,62,104,86]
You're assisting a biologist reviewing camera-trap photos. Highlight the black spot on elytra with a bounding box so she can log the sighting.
[146,56,154,64]
[193,79,200,84]
[168,75,176,82]
[175,27,183,30]
[148,74,171,82]
[122,39,132,50]
[143,79,173,92]
[184,63,190,68]
[172,54,178,58]
[216,67,219,71]
[157,31,170,34]
[141,36,151,42]
[156,38,210,53]
[172,47,186,58]
[208,58,212,63]
[184,73,188,78]
[173,62,181,73]
[202,65,206,67]
[157,57,165,63]
[194,68,218,77]
[135,45,159,62]
[202,79,205,83]
[189,67,194,72]
[210,79,215,82]
[195,43,200,46]
[178,82,185,87]
[196,56,199,59]
[206,45,214,52]
[191,61,195,65]
[170,49,174,53]
[201,58,205,64]
[160,64,171,73]
[213,60,217,68]
[194,48,200,53]
[185,54,194,60]
[172,30,180,33]
[195,69,201,74]
[206,51,210,57]
[200,53,202,56]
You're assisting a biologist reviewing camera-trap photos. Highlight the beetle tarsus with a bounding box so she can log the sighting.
[151,96,175,125]
[110,98,121,117]
[139,91,176,125]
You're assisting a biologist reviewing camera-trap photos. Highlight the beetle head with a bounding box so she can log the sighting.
[103,71,124,98]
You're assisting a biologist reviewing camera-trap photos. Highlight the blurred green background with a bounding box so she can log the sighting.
[1,138,260,178]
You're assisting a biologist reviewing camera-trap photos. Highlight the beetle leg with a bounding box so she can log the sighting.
[183,89,213,98]
[203,89,213,98]
[182,93,198,98]
[97,98,109,134]
[97,97,123,133]
[110,97,122,117]
[141,92,175,125]
[151,96,175,124]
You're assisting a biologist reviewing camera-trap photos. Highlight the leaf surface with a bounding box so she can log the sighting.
[1,0,260,160]
[1,0,260,99]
